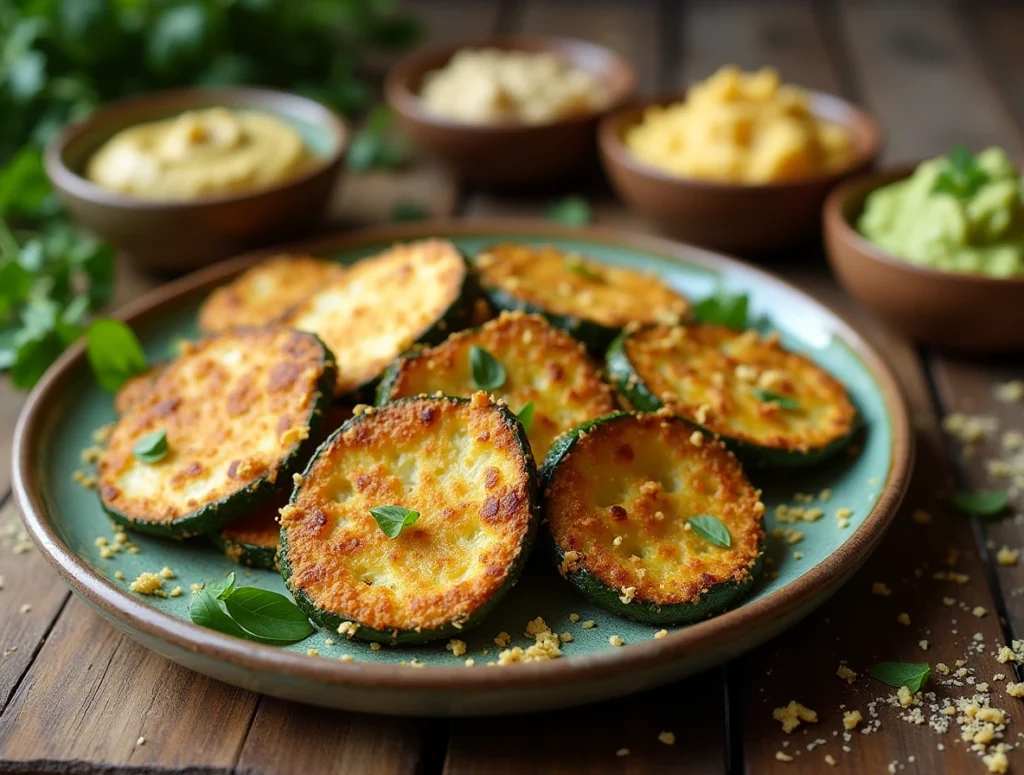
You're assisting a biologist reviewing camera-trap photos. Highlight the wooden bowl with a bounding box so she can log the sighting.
[384,36,636,186]
[825,165,1024,352]
[598,93,882,253]
[45,87,348,274]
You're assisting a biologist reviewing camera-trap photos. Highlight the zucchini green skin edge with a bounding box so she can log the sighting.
[539,412,764,625]
[279,395,541,644]
[208,533,278,571]
[102,336,338,539]
[604,330,859,469]
[476,282,618,354]
[344,251,480,404]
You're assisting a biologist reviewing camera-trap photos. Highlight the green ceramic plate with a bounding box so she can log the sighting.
[14,220,912,716]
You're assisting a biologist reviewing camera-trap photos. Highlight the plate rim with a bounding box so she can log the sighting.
[13,218,914,696]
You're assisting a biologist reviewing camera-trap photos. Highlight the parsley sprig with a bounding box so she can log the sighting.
[931,145,989,200]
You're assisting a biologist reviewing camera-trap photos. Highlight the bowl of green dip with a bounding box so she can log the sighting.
[825,147,1024,352]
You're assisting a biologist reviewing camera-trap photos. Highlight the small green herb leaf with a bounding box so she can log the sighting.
[567,261,603,282]
[86,318,146,392]
[205,572,236,600]
[751,388,801,410]
[516,402,535,433]
[869,662,931,692]
[222,587,314,643]
[950,490,1010,518]
[931,145,988,200]
[548,196,591,227]
[688,515,731,548]
[469,345,506,390]
[370,505,421,538]
[132,429,168,464]
[693,291,749,330]
[189,590,251,640]
[391,201,429,222]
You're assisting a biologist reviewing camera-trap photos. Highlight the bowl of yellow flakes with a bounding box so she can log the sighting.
[598,66,882,253]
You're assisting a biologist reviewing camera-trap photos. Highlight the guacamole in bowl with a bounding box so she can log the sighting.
[858,147,1024,277]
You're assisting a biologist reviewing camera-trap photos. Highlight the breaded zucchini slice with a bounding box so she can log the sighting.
[280,393,539,644]
[198,254,345,334]
[282,239,473,397]
[473,243,690,352]
[211,502,280,570]
[607,323,859,468]
[97,327,336,537]
[114,365,165,414]
[375,311,615,459]
[541,412,765,625]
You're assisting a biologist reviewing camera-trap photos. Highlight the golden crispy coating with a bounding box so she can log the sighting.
[476,243,690,328]
[98,327,331,525]
[198,254,345,334]
[384,311,614,459]
[624,324,856,453]
[113,365,164,415]
[281,393,534,633]
[546,413,763,606]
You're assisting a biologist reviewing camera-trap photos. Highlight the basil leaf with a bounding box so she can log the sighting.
[222,586,314,643]
[693,291,749,330]
[548,196,591,227]
[370,505,421,538]
[205,572,237,600]
[132,429,168,464]
[516,402,535,433]
[86,318,146,392]
[950,490,1010,518]
[469,345,506,390]
[931,145,988,200]
[189,590,252,640]
[688,515,731,548]
[751,388,801,410]
[869,662,931,692]
[567,261,603,282]
[10,331,64,390]
[391,201,429,222]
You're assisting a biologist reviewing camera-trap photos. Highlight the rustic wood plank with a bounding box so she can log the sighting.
[443,670,727,775]
[836,0,1024,161]
[0,598,258,771]
[0,382,25,499]
[968,2,1024,132]
[400,0,503,48]
[237,702,440,775]
[676,0,842,93]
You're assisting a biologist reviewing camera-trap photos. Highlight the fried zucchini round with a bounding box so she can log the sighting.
[281,239,473,398]
[376,311,615,460]
[474,243,690,352]
[211,502,280,569]
[113,365,164,414]
[607,323,859,467]
[97,327,336,537]
[280,393,539,644]
[541,412,765,624]
[198,254,345,334]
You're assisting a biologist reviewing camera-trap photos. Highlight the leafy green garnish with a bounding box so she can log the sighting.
[693,291,749,330]
[222,587,316,643]
[86,319,146,392]
[950,490,1010,518]
[567,261,603,282]
[347,104,411,172]
[370,505,421,539]
[189,573,313,645]
[391,201,429,222]
[469,345,506,390]
[548,196,591,227]
[751,388,801,410]
[931,146,988,200]
[132,429,168,465]
[868,662,931,692]
[687,515,731,548]
[516,402,535,433]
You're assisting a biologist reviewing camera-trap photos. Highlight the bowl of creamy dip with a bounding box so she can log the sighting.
[46,87,348,273]
[385,36,636,186]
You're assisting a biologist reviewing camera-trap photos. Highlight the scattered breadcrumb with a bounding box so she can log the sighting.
[974,606,989,618]
[658,731,675,745]
[616,748,630,757]
[130,572,164,596]
[582,620,596,629]
[897,612,911,626]
[569,613,580,623]
[872,582,892,597]
[996,546,1020,566]
[843,710,863,730]
[136,736,146,746]
[169,586,182,598]
[773,701,818,733]
[654,629,668,639]
[609,635,624,647]
[114,570,125,581]
[19,604,31,614]
[307,648,319,656]
[447,639,467,657]
[158,566,176,580]
[776,751,794,762]
[836,665,857,684]
[336,621,359,638]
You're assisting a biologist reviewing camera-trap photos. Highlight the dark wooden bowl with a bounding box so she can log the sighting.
[384,36,636,186]
[45,87,348,274]
[825,165,1024,352]
[598,93,882,253]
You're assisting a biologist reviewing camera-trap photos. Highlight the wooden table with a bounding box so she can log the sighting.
[2,1,1024,772]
